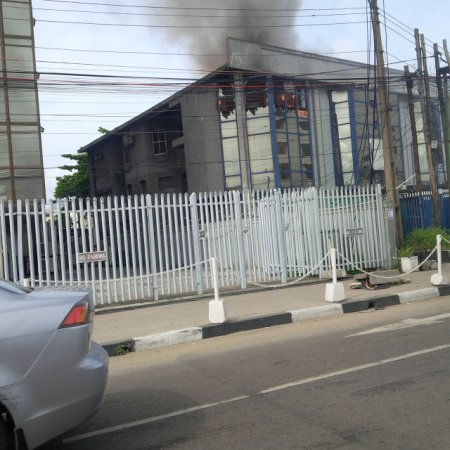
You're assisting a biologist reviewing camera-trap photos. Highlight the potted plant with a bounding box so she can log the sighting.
[398,227,450,272]
[397,245,419,273]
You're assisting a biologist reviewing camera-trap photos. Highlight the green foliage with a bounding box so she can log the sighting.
[97,126,110,135]
[114,344,132,356]
[399,227,450,255]
[54,153,89,199]
[397,246,413,258]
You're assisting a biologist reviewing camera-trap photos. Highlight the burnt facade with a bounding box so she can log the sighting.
[81,39,443,197]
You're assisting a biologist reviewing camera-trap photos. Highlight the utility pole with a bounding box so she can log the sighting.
[369,0,403,245]
[433,43,450,194]
[404,66,423,192]
[443,39,450,193]
[414,29,441,227]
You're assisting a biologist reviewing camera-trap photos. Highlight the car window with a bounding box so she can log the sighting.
[0,279,33,294]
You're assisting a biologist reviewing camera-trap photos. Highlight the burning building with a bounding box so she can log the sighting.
[80,38,440,196]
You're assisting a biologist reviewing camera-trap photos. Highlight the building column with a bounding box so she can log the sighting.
[233,73,251,190]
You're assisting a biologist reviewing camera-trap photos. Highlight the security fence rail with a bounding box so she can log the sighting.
[0,185,389,305]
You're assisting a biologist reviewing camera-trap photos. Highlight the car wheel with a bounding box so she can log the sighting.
[0,413,13,450]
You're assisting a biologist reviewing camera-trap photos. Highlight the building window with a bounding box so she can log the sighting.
[152,130,168,155]
[218,82,235,118]
[330,87,399,186]
[219,81,242,190]
[273,80,313,188]
[330,90,355,185]
[246,76,274,190]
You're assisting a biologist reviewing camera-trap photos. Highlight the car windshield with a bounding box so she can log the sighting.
[0,279,33,294]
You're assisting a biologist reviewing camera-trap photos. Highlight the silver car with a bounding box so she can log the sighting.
[0,281,108,449]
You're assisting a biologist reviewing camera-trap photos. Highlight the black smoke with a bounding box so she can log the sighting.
[158,0,303,69]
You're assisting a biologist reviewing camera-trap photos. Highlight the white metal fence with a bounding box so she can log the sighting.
[0,185,389,305]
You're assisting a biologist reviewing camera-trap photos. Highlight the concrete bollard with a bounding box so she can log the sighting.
[431,235,449,286]
[208,257,228,323]
[325,248,346,302]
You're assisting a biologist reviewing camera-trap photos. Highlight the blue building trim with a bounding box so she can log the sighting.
[327,90,341,186]
[305,81,315,186]
[348,87,361,185]
[267,75,281,188]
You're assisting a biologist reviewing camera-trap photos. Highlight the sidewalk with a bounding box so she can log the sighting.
[92,265,450,356]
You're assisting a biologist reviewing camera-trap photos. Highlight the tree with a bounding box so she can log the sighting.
[54,153,89,199]
[54,128,109,199]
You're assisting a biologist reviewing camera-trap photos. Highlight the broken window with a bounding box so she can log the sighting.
[218,83,235,119]
[245,78,268,115]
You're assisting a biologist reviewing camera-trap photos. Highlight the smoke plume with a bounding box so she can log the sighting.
[158,0,303,70]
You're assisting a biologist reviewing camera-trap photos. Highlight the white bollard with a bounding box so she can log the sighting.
[431,234,449,285]
[208,257,228,323]
[325,248,346,302]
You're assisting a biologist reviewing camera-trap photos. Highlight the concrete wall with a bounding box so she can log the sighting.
[179,88,224,192]
[89,105,187,196]
[90,137,125,197]
[227,38,406,95]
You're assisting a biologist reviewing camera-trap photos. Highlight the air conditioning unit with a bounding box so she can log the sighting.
[122,134,135,147]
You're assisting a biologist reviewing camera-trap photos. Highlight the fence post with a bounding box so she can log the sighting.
[233,190,247,289]
[189,193,203,295]
[146,194,159,301]
[431,234,448,285]
[275,190,288,284]
[325,247,346,302]
[208,256,227,323]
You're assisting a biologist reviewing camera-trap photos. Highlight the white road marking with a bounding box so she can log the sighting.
[347,312,450,337]
[259,343,450,394]
[64,343,450,444]
[63,395,250,444]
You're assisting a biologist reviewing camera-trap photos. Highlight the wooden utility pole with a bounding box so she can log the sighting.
[414,29,441,227]
[443,39,450,193]
[369,0,403,244]
[404,66,423,192]
[433,43,450,194]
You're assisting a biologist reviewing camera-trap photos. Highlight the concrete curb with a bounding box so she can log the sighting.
[100,286,450,357]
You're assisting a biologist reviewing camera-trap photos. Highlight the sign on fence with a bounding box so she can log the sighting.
[345,228,364,237]
[77,251,108,263]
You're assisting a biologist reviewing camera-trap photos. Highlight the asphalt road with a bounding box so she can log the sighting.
[45,296,450,450]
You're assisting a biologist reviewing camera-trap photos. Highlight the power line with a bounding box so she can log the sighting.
[33,7,366,20]
[36,46,369,58]
[37,18,368,28]
[40,1,366,13]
